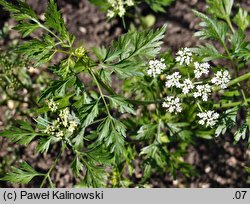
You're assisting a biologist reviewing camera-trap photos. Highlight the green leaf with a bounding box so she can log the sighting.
[45,0,70,41]
[39,76,76,101]
[97,117,111,141]
[135,124,157,140]
[71,156,83,177]
[15,37,55,66]
[145,0,174,12]
[230,29,250,59]
[234,125,248,142]
[79,100,99,128]
[103,25,167,78]
[191,44,225,61]
[140,144,166,169]
[72,128,85,149]
[14,22,40,37]
[107,95,136,115]
[0,0,38,21]
[81,161,107,187]
[233,7,250,31]
[106,130,125,159]
[36,137,52,153]
[87,145,113,165]
[0,162,42,184]
[0,121,41,145]
[193,10,228,42]
[93,46,107,62]
[206,0,233,20]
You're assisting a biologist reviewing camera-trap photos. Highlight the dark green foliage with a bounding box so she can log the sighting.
[193,10,228,42]
[0,120,43,145]
[145,0,174,12]
[99,25,167,78]
[0,162,42,184]
[0,0,250,188]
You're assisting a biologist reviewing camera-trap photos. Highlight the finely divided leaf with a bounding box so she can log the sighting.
[191,44,225,61]
[71,156,83,177]
[78,100,99,128]
[0,162,42,184]
[45,0,70,41]
[0,120,41,145]
[193,10,228,42]
[107,95,136,115]
[39,76,76,101]
[103,25,167,78]
[233,7,250,31]
[15,36,55,66]
[0,0,38,21]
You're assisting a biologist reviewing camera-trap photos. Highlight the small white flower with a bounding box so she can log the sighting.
[197,110,219,127]
[147,58,166,77]
[47,99,58,112]
[162,96,182,114]
[193,84,212,101]
[56,130,64,138]
[194,62,210,78]
[107,10,115,18]
[175,47,193,66]
[68,121,79,133]
[211,70,231,89]
[118,6,126,17]
[181,79,194,94]
[126,0,134,6]
[59,108,70,127]
[165,72,182,88]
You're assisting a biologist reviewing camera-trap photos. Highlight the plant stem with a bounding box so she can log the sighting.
[31,18,66,46]
[89,69,112,117]
[95,71,250,106]
[196,102,203,112]
[40,151,60,188]
[214,98,250,108]
[225,17,235,34]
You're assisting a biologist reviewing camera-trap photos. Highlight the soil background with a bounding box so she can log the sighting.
[0,0,250,187]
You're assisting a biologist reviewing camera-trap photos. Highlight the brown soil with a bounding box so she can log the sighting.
[0,0,250,187]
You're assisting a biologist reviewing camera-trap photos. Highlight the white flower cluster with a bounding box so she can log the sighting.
[47,99,59,112]
[165,72,182,88]
[147,58,166,77]
[181,79,194,94]
[193,84,212,101]
[175,47,193,66]
[154,48,232,129]
[211,70,231,89]
[162,96,182,114]
[107,0,134,18]
[44,108,80,137]
[194,62,210,78]
[197,110,219,127]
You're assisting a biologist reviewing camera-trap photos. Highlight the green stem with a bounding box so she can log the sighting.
[89,69,112,117]
[196,102,203,112]
[214,98,250,108]
[40,152,60,188]
[32,18,64,45]
[225,17,235,34]
[96,71,250,106]
[156,119,162,143]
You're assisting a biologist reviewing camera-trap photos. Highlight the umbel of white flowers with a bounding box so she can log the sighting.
[146,47,232,128]
[197,110,219,127]
[44,101,80,137]
[175,47,193,65]
[107,0,134,18]
[162,96,182,114]
[147,58,166,77]
[211,70,231,89]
